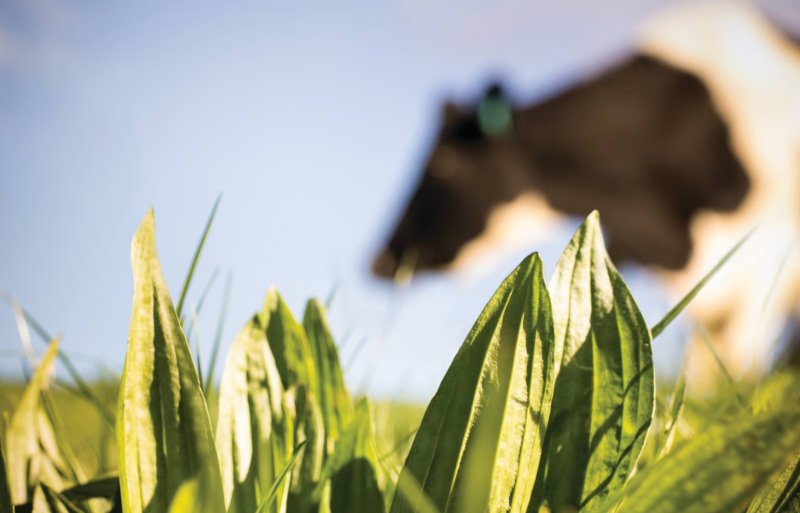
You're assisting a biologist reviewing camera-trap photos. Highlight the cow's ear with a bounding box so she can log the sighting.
[478,83,512,136]
[442,101,461,126]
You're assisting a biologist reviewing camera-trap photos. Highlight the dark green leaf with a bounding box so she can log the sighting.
[534,211,654,513]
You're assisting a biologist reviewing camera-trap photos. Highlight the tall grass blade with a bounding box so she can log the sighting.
[287,388,326,513]
[11,302,115,427]
[597,405,800,513]
[176,194,221,319]
[534,211,654,513]
[303,299,353,451]
[6,339,78,505]
[204,271,232,396]
[650,229,752,338]
[657,374,686,459]
[255,440,308,513]
[117,210,224,513]
[215,316,294,513]
[390,253,558,513]
[318,399,385,513]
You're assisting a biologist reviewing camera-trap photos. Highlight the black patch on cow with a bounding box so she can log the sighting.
[372,54,751,278]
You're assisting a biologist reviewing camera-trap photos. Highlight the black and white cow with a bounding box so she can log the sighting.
[373,1,800,384]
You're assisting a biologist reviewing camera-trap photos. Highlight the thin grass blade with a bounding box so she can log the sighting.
[176,194,221,319]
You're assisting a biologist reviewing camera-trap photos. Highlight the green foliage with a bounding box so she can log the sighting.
[216,316,294,513]
[6,340,80,505]
[2,208,799,513]
[534,212,654,513]
[391,252,557,513]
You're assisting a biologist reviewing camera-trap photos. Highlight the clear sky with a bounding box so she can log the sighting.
[1,0,695,401]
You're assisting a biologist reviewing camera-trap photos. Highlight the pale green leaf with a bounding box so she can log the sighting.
[534,211,654,513]
[390,252,558,513]
[216,316,293,513]
[6,339,78,505]
[166,465,224,513]
[117,210,224,513]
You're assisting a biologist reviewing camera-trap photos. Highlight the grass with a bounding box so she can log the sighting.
[0,208,798,513]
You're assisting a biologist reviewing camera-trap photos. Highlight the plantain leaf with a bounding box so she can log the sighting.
[598,406,800,513]
[390,252,558,513]
[747,449,800,513]
[261,288,318,395]
[303,299,352,452]
[287,387,326,513]
[318,399,385,513]
[6,339,78,505]
[117,210,224,513]
[533,211,654,513]
[216,315,294,513]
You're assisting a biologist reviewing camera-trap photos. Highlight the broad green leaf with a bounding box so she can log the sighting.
[0,444,12,513]
[318,399,385,513]
[6,339,78,505]
[390,252,557,513]
[216,316,293,513]
[303,299,352,451]
[598,406,800,513]
[31,484,82,513]
[117,210,223,513]
[534,211,654,513]
[261,288,318,395]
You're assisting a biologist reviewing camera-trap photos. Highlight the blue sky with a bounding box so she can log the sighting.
[1,0,689,400]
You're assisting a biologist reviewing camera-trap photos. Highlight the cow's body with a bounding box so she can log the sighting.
[373,1,800,384]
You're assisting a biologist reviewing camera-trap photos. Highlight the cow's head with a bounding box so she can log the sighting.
[372,84,543,279]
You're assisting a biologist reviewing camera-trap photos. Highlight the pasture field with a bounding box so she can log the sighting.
[1,209,798,513]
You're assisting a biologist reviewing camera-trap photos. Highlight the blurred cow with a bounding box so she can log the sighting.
[373,1,800,385]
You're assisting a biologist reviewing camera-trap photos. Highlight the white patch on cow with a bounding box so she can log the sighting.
[446,191,567,279]
[639,1,800,381]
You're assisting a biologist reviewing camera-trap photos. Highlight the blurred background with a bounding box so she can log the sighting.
[1,0,795,401]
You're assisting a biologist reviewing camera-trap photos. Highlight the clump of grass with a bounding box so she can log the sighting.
[1,208,798,513]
